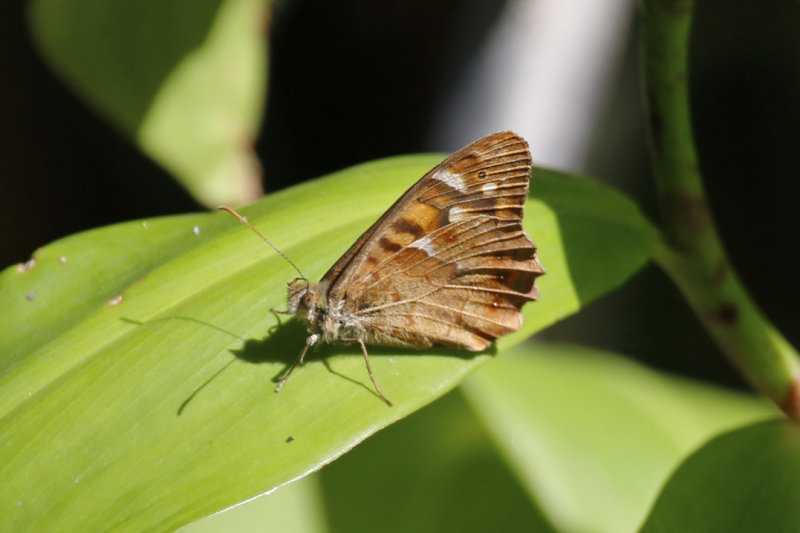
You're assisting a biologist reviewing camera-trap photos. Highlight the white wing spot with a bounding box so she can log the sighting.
[434,170,468,192]
[448,206,468,221]
[408,234,435,256]
[481,181,498,193]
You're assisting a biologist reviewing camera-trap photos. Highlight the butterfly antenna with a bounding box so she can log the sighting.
[219,205,308,283]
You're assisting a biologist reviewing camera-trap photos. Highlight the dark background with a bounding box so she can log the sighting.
[1,0,798,388]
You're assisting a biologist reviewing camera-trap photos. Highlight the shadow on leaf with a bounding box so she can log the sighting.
[123,311,495,411]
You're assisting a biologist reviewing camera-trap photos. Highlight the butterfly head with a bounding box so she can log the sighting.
[287,277,324,325]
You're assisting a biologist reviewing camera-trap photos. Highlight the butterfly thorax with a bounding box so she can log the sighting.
[287,278,366,342]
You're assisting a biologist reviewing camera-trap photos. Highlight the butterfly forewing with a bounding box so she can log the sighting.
[323,131,544,350]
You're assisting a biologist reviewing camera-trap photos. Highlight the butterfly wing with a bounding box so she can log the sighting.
[323,131,544,350]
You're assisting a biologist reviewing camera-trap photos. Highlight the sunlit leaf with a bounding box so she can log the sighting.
[463,342,776,533]
[0,156,654,532]
[28,0,269,206]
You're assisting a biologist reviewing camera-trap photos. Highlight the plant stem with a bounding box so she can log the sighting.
[641,0,800,419]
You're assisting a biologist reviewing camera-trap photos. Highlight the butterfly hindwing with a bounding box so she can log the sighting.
[324,131,544,350]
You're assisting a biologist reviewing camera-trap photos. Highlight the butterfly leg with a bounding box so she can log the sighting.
[269,307,290,327]
[341,337,392,406]
[275,333,318,393]
[270,306,291,319]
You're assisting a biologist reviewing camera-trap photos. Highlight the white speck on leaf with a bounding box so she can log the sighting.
[17,258,36,272]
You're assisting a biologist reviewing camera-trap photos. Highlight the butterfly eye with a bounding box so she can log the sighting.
[478,171,487,179]
[302,292,315,307]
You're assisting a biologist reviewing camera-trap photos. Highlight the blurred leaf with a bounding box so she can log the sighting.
[463,342,777,533]
[640,420,800,533]
[0,155,653,532]
[28,0,269,206]
[317,390,556,533]
[180,475,328,533]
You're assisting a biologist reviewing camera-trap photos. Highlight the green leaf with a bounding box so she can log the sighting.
[0,155,654,532]
[531,167,657,307]
[317,389,556,533]
[28,0,269,206]
[640,420,800,533]
[462,342,777,533]
[182,390,557,533]
[181,389,554,533]
[181,475,328,533]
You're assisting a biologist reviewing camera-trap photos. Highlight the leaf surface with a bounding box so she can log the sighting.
[0,156,655,532]
[463,342,776,533]
[28,0,269,206]
[640,420,800,533]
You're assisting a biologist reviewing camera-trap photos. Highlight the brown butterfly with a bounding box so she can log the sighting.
[220,131,544,406]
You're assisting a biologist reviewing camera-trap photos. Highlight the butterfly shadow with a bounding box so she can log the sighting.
[125,313,391,413]
[228,318,380,398]
[126,316,497,416]
[124,312,496,413]
[230,316,494,402]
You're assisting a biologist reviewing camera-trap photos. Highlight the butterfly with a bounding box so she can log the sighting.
[220,131,544,406]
